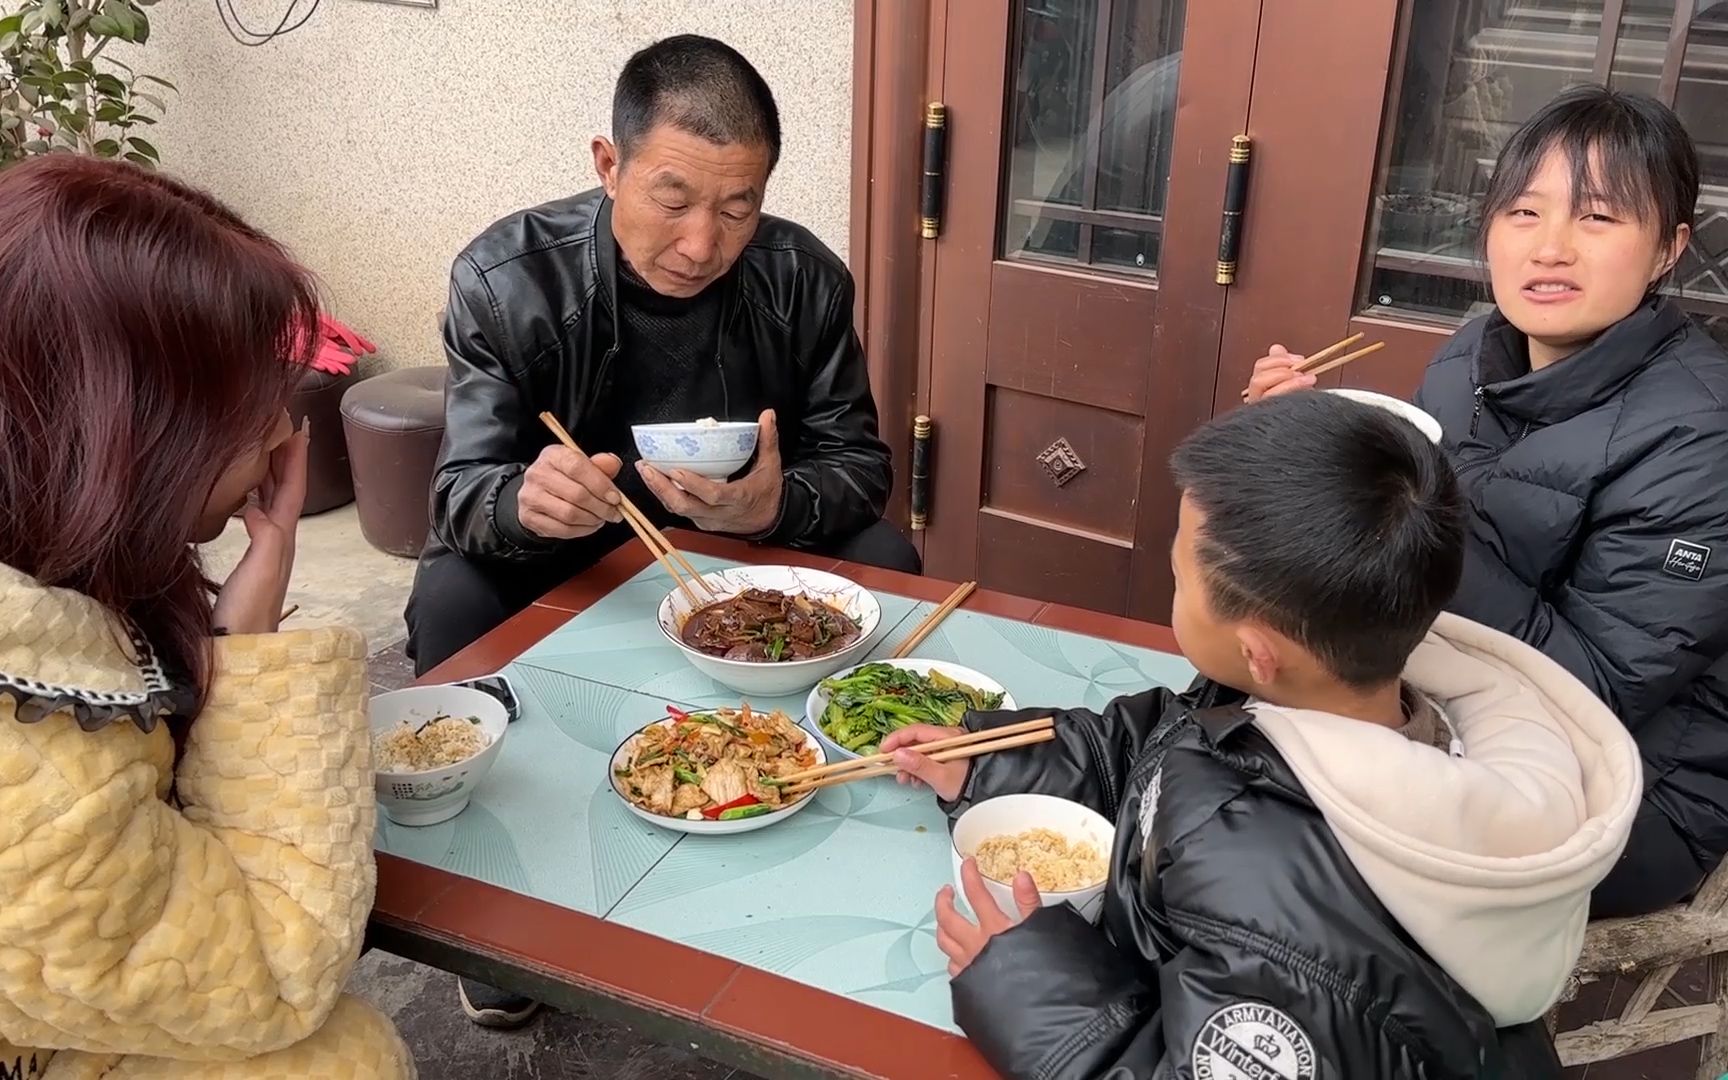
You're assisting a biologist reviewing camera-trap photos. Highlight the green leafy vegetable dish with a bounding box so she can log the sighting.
[815,662,1006,755]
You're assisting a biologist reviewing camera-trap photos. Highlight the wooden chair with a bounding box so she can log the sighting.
[1548,860,1728,1078]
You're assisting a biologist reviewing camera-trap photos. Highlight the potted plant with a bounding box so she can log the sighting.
[1,0,173,168]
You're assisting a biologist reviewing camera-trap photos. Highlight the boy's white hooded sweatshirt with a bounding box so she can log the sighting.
[1247,612,1643,1026]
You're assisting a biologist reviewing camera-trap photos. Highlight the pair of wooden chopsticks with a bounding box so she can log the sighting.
[890,580,975,659]
[537,412,719,607]
[778,716,1054,797]
[1239,332,1387,401]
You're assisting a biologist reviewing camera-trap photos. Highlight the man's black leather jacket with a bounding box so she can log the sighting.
[430,188,892,563]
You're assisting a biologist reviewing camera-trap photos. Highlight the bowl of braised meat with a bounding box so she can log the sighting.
[656,564,882,697]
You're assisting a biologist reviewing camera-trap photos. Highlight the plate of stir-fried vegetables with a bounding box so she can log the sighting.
[609,704,825,834]
[806,660,1014,760]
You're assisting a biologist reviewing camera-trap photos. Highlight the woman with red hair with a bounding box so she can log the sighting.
[0,156,410,1078]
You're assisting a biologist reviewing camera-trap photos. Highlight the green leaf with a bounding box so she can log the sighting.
[94,101,125,121]
[0,115,20,132]
[0,31,18,51]
[138,73,174,91]
[127,113,155,124]
[125,133,156,160]
[0,13,23,36]
[93,72,124,96]
[134,90,164,111]
[130,7,148,43]
[54,69,88,85]
[86,13,122,37]
[19,9,45,35]
[21,138,49,153]
[60,110,86,133]
[122,149,151,166]
[92,136,119,156]
[40,0,63,28]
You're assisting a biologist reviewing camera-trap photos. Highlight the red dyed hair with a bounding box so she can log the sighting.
[0,156,319,707]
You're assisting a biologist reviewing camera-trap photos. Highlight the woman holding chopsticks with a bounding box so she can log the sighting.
[0,156,410,1078]
[1247,85,1728,918]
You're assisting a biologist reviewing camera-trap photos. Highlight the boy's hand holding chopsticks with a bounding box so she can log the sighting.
[881,723,975,801]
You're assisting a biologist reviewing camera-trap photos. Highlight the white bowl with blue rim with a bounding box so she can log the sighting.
[631,418,760,480]
[369,684,509,827]
[657,564,883,698]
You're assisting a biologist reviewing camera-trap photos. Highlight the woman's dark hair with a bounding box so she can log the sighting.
[1171,393,1465,688]
[1481,84,1699,275]
[0,156,319,709]
[614,34,782,172]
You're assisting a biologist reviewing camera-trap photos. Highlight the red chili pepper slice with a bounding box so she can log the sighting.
[666,705,689,721]
[700,793,760,820]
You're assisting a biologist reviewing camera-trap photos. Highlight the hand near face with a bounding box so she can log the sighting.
[637,409,784,536]
[212,421,309,636]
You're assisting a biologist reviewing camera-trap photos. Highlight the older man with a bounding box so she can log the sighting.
[407,34,916,1028]
[406,34,914,681]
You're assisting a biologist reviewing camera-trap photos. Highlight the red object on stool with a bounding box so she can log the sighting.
[341,366,447,557]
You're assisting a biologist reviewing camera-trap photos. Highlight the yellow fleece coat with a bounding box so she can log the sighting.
[0,564,412,1078]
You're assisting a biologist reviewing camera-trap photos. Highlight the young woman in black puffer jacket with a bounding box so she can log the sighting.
[1248,85,1728,917]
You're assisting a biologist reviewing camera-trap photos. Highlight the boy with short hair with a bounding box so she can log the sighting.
[886,393,1641,1079]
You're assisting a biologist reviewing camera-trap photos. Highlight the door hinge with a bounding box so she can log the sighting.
[920,102,948,240]
[910,414,933,530]
[1216,134,1252,285]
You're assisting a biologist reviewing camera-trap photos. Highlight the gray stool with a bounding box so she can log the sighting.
[340,366,446,557]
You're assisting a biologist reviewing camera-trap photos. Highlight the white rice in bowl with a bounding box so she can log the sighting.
[374,715,490,772]
[975,827,1107,892]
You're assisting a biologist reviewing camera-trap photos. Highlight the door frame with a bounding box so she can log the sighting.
[847,0,1434,610]
[921,0,1268,621]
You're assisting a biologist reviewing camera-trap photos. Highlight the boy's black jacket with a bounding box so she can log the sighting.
[945,679,1562,1079]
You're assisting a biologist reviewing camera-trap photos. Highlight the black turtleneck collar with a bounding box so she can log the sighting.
[1474,296,1689,426]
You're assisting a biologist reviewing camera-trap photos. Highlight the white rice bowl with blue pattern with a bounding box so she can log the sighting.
[631,418,760,479]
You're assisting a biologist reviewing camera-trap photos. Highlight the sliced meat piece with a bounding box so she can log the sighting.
[671,783,708,815]
[747,772,784,806]
[639,765,675,815]
[700,759,749,806]
[693,730,730,761]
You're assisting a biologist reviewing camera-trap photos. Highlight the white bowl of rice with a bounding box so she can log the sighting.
[370,685,509,827]
[951,794,1113,925]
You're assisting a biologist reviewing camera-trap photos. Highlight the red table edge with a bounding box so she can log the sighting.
[393,532,1184,1078]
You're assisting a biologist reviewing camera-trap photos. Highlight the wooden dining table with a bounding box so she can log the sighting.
[367,531,1193,1080]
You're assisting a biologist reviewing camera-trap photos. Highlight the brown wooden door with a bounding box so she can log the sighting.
[923,0,1264,620]
[915,0,1728,621]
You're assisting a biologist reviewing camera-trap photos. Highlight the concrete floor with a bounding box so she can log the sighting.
[200,505,1714,1080]
[202,504,758,1080]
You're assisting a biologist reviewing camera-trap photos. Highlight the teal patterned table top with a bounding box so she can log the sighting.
[377,557,1196,1033]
